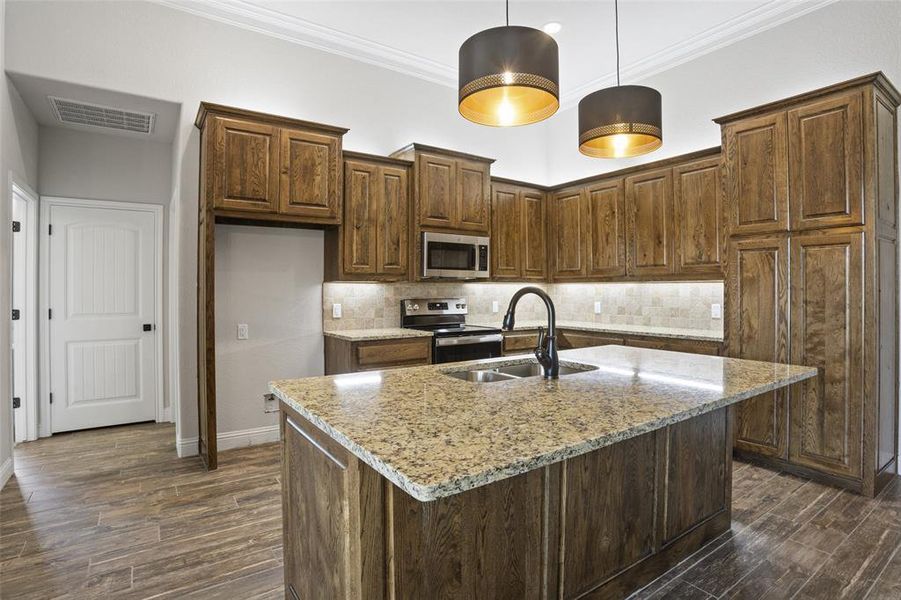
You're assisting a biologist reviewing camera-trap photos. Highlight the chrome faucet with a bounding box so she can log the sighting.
[502,286,559,379]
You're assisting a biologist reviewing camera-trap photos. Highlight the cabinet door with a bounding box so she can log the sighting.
[377,165,409,276]
[674,157,723,276]
[626,168,674,277]
[586,179,626,278]
[456,159,491,232]
[549,188,587,280]
[726,236,790,459]
[210,117,279,212]
[417,153,456,228]
[521,190,547,280]
[789,231,864,479]
[282,411,360,599]
[490,183,521,279]
[279,128,341,222]
[788,91,864,230]
[723,113,789,235]
[342,160,378,275]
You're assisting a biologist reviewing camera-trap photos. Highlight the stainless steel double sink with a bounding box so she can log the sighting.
[444,361,598,383]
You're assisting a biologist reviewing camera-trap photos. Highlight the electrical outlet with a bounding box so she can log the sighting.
[237,323,249,340]
[594,301,602,314]
[711,303,722,319]
[332,303,342,319]
[491,300,499,314]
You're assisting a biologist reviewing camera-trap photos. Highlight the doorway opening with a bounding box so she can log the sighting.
[11,180,39,443]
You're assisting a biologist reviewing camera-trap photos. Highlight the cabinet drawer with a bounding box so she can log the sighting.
[503,331,539,353]
[356,338,431,368]
[559,331,623,349]
[626,336,721,355]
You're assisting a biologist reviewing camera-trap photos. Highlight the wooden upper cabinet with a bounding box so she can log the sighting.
[279,128,342,222]
[673,157,723,276]
[377,165,409,275]
[342,160,378,274]
[336,155,410,280]
[197,104,347,225]
[585,179,626,278]
[789,230,864,479]
[722,113,789,235]
[520,190,547,280]
[626,168,674,276]
[788,91,864,230]
[490,183,521,279]
[550,187,587,280]
[210,117,280,212]
[417,153,456,228]
[727,235,790,459]
[457,159,490,232]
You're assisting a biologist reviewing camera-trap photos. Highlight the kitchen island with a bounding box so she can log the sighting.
[271,346,816,600]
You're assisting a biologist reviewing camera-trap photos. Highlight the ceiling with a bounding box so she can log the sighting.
[160,0,837,107]
[8,72,181,142]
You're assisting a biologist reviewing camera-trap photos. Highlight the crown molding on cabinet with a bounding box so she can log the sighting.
[156,0,837,109]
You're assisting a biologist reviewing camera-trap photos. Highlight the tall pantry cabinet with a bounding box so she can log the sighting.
[720,73,900,496]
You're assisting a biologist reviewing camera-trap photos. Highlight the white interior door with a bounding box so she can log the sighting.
[48,202,159,433]
[12,192,27,443]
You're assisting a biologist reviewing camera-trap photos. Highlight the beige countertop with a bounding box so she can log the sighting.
[271,346,813,502]
[323,328,433,341]
[472,319,724,342]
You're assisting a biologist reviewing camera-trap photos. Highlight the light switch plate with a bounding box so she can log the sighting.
[237,323,249,340]
[711,303,722,319]
[594,301,602,314]
[333,303,342,319]
[492,300,499,313]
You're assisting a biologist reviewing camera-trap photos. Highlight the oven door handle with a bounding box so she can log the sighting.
[435,334,504,347]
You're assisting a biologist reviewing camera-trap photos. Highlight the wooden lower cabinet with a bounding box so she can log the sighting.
[502,329,721,356]
[625,336,721,356]
[280,403,732,600]
[324,336,431,375]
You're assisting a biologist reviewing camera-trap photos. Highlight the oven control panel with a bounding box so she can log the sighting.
[402,298,468,316]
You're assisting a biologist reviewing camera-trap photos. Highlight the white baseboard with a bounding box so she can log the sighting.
[0,458,13,490]
[176,424,280,458]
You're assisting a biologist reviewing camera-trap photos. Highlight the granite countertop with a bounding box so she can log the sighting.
[271,346,814,502]
[472,319,724,342]
[323,328,433,341]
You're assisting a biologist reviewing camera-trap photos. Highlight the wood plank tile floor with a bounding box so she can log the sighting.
[1,422,900,599]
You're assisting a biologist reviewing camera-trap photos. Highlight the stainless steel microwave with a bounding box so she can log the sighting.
[422,232,490,279]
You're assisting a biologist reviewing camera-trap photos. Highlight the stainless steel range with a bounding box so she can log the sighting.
[401,297,503,364]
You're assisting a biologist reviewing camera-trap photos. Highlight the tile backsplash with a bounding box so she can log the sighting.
[323,281,724,335]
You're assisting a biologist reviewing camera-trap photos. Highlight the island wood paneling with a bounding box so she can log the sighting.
[718,73,900,497]
[280,403,733,600]
[727,236,790,459]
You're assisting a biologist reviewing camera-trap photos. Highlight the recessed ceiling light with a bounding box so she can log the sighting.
[542,22,562,35]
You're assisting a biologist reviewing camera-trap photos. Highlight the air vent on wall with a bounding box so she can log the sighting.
[48,96,155,135]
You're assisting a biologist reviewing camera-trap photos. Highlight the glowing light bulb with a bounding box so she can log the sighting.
[497,98,516,126]
[502,71,514,85]
[612,134,630,157]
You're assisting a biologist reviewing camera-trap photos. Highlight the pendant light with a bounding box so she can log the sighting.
[458,0,560,127]
[578,0,662,158]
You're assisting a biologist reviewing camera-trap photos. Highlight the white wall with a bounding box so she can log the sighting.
[546,0,901,184]
[213,225,323,446]
[39,127,173,204]
[1,0,40,485]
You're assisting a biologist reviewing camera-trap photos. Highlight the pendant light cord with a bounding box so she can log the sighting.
[614,0,621,86]
[506,0,509,26]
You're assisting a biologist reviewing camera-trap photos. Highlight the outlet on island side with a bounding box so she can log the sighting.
[333,303,342,319]
[237,323,249,340]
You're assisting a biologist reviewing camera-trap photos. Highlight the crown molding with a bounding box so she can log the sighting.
[155,0,837,105]
[153,0,457,87]
[559,0,840,109]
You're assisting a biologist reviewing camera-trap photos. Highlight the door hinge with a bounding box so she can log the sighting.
[11,309,20,321]
[48,224,53,235]
[12,397,20,409]
[49,393,53,405]
[48,308,53,320]
[12,221,21,232]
